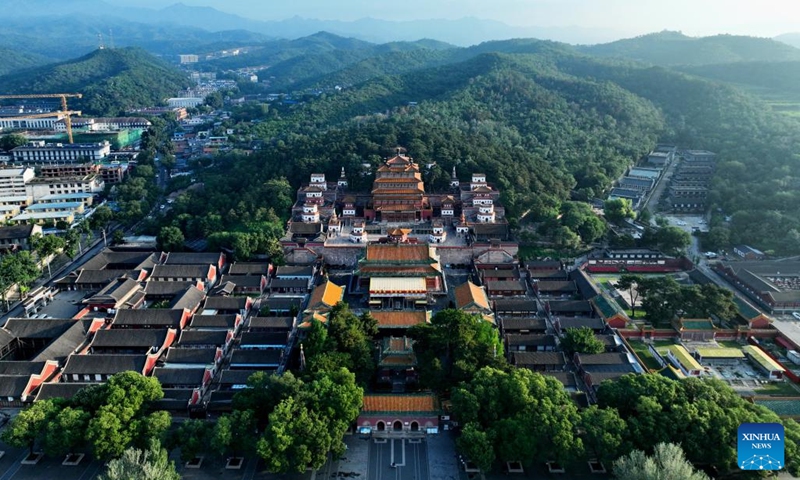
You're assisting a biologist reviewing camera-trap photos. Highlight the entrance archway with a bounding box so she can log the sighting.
[393,421,403,431]
[377,421,385,431]
[410,421,419,432]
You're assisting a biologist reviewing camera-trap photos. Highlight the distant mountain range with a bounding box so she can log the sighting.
[0,0,628,48]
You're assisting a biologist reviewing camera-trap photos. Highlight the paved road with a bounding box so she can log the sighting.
[368,439,429,480]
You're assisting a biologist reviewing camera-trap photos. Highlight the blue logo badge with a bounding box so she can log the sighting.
[738,423,784,471]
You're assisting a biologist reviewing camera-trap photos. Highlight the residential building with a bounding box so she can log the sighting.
[0,167,34,196]
[12,141,111,163]
[714,260,800,313]
[0,224,42,250]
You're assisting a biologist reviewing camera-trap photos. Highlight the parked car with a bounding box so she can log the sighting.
[792,312,800,321]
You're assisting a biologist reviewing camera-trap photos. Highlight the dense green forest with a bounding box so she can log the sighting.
[0,47,50,76]
[0,48,193,116]
[581,31,800,66]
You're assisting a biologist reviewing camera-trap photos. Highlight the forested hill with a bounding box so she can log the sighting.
[0,48,193,116]
[581,31,800,65]
[0,47,50,76]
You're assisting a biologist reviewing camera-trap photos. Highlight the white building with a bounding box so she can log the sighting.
[0,167,35,196]
[25,175,104,201]
[167,98,205,108]
[55,117,151,132]
[12,141,111,163]
[179,54,199,64]
[0,115,65,131]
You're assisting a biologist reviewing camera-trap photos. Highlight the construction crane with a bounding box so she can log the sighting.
[0,93,83,143]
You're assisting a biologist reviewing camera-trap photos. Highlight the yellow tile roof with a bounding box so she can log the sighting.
[362,394,439,413]
[308,280,344,310]
[694,347,745,359]
[668,345,703,371]
[369,277,427,293]
[744,345,786,373]
[454,281,490,311]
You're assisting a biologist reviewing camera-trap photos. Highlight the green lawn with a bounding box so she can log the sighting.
[755,382,800,397]
[627,341,663,371]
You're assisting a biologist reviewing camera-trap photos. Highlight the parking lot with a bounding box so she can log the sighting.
[661,214,708,235]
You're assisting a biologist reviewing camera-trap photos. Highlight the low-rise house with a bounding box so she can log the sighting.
[570,269,601,300]
[268,277,309,294]
[275,265,315,281]
[262,296,304,315]
[153,367,212,390]
[357,394,440,434]
[219,369,260,390]
[590,294,629,329]
[247,317,294,333]
[0,360,59,406]
[229,349,282,370]
[0,318,104,363]
[453,281,494,322]
[554,316,607,333]
[176,330,234,351]
[61,353,156,382]
[57,269,148,291]
[150,264,218,286]
[239,332,289,350]
[143,281,204,300]
[533,280,577,298]
[188,314,242,332]
[111,309,191,330]
[547,300,594,318]
[0,224,42,251]
[743,345,785,380]
[485,280,527,298]
[217,274,267,295]
[511,351,566,372]
[228,262,271,276]
[673,318,717,341]
[162,252,226,271]
[500,317,547,335]
[734,245,765,261]
[83,276,145,312]
[618,176,655,192]
[693,347,744,365]
[505,334,557,352]
[90,328,176,355]
[201,296,252,316]
[162,347,221,369]
[306,280,344,313]
[371,311,431,332]
[665,345,704,377]
[494,298,539,318]
[167,286,206,313]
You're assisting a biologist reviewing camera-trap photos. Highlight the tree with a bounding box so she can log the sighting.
[560,327,605,355]
[99,439,180,480]
[615,274,643,318]
[112,229,125,245]
[0,133,27,151]
[63,227,81,258]
[0,399,59,454]
[211,409,258,459]
[580,406,627,464]
[604,198,635,224]
[0,251,41,298]
[656,226,691,255]
[92,205,114,229]
[637,208,652,225]
[457,423,495,472]
[41,406,90,457]
[409,310,506,394]
[160,153,176,173]
[636,276,682,326]
[156,226,184,252]
[613,443,709,480]
[86,372,165,460]
[452,367,584,469]
[232,371,303,429]
[30,233,65,277]
[205,91,224,109]
[257,397,331,473]
[170,419,212,463]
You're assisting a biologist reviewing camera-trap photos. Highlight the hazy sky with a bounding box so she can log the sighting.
[117,0,800,36]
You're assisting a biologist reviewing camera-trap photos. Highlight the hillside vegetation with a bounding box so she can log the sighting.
[0,48,193,116]
[582,31,800,65]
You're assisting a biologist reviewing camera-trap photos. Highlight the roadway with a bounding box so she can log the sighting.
[367,438,429,480]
